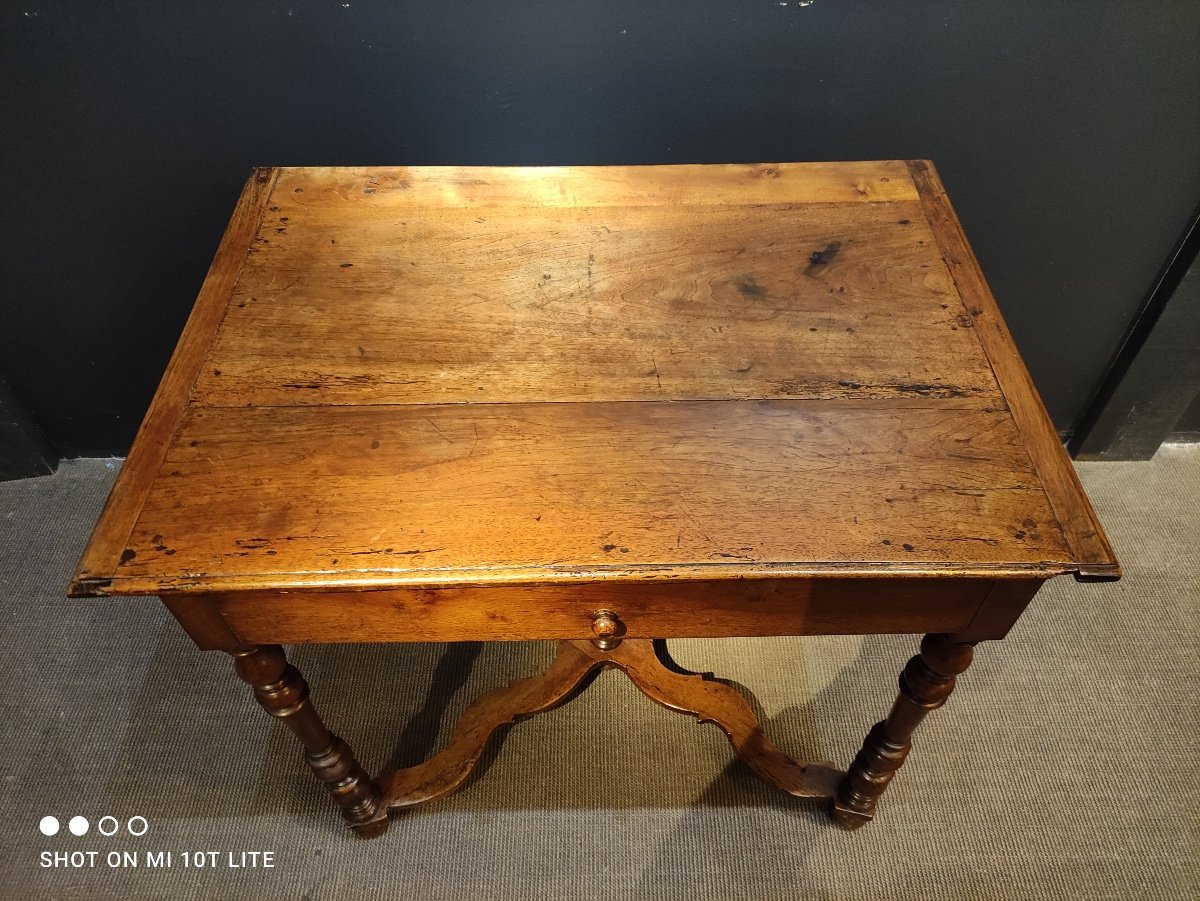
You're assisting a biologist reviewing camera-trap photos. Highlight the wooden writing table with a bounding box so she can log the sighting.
[70,162,1119,837]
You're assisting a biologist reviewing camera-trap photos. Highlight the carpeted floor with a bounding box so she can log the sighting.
[0,447,1196,900]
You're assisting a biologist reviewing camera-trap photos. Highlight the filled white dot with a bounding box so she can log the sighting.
[39,816,60,836]
[68,816,89,836]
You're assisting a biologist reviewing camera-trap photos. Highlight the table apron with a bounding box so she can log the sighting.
[159,577,1043,648]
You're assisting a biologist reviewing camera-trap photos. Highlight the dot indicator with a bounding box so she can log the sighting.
[39,816,60,836]
[68,816,89,836]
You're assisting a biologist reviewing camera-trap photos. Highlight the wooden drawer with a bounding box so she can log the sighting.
[200,577,994,645]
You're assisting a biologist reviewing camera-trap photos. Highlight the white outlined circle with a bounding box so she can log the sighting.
[97,816,119,836]
[127,816,149,836]
[68,816,89,836]
[39,816,60,836]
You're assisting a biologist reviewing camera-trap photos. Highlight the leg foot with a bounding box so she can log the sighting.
[833,633,975,827]
[349,817,390,839]
[830,797,874,830]
[232,645,385,834]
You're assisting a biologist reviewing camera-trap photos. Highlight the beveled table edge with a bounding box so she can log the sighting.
[68,559,1116,597]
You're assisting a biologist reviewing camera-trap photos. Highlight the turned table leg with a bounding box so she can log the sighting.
[232,645,386,837]
[832,633,975,829]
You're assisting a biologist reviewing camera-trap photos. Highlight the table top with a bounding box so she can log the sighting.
[70,161,1119,597]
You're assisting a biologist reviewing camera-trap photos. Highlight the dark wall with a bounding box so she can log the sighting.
[1174,392,1200,440]
[1074,228,1200,460]
[2,0,1198,456]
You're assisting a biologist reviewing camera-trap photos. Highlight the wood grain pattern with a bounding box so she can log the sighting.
[269,162,919,211]
[366,638,841,824]
[160,596,250,652]
[369,639,603,817]
[950,578,1044,642]
[68,161,1118,597]
[906,160,1119,580]
[211,577,993,644]
[103,400,1073,594]
[70,167,280,595]
[194,197,993,407]
[626,639,842,799]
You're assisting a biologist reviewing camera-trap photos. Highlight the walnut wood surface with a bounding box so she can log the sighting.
[232,644,383,835]
[258,162,920,211]
[72,168,279,590]
[211,578,991,644]
[604,639,843,798]
[371,639,603,817]
[161,596,250,652]
[906,161,1118,580]
[832,633,975,828]
[69,161,1118,597]
[193,196,997,408]
[367,638,841,826]
[110,401,1071,593]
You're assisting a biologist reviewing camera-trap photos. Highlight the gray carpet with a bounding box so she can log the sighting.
[0,448,1196,900]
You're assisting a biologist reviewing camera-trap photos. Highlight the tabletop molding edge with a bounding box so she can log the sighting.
[68,167,282,596]
[905,159,1120,581]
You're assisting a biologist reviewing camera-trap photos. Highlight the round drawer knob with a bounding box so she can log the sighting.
[591,610,623,649]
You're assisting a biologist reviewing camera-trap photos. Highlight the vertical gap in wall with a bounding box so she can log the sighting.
[1066,203,1200,458]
